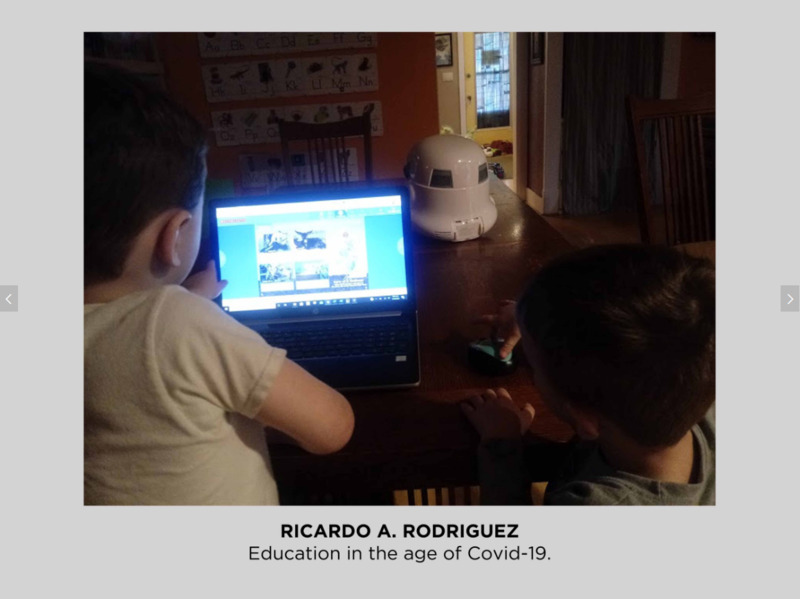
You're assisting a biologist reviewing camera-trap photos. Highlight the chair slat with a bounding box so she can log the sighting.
[627,94,715,245]
[278,106,374,187]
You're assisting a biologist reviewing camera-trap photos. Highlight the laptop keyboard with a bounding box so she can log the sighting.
[262,320,412,360]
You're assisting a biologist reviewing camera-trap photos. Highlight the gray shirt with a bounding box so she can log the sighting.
[478,406,715,506]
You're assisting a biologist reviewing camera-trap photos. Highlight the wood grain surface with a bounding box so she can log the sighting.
[270,177,576,503]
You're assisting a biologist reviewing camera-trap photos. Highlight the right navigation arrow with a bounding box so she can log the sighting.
[782,286,800,312]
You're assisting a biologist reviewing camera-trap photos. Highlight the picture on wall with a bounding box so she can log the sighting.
[435,33,453,67]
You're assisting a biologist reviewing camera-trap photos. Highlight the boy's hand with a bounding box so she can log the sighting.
[474,300,521,359]
[182,260,228,300]
[460,388,535,442]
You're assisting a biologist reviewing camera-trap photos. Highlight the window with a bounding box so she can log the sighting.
[475,32,510,129]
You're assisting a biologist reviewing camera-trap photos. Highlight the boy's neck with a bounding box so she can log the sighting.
[598,429,696,484]
[85,251,176,305]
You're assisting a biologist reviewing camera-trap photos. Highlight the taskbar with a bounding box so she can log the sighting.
[275,295,406,308]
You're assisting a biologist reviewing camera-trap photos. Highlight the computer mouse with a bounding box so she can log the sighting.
[467,338,516,376]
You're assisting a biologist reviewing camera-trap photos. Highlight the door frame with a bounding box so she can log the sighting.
[457,32,517,183]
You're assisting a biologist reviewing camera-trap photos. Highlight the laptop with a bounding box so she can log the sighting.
[209,184,420,390]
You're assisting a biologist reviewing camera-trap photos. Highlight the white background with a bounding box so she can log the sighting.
[1,2,798,597]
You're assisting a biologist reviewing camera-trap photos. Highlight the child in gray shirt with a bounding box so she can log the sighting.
[462,244,715,505]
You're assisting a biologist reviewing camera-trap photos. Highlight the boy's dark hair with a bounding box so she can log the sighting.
[516,244,715,447]
[84,63,208,283]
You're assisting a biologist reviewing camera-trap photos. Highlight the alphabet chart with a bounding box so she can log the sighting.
[202,54,379,102]
[198,32,376,58]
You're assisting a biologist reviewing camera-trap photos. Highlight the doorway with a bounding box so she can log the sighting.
[460,32,516,189]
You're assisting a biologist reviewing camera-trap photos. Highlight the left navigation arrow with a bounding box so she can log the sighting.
[0,285,17,312]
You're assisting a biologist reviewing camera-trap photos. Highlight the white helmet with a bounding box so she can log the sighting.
[404,134,497,242]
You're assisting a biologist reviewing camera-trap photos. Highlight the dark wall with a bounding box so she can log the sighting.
[678,33,716,98]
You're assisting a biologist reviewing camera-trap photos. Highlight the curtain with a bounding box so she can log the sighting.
[561,33,663,215]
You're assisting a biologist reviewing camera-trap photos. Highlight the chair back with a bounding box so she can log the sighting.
[278,105,374,186]
[627,94,715,244]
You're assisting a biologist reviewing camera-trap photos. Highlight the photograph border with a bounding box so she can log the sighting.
[435,33,453,67]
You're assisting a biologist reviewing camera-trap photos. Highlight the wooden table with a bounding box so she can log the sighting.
[270,177,576,504]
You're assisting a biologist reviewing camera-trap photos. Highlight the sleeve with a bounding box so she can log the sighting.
[700,403,716,451]
[477,438,531,505]
[148,286,287,418]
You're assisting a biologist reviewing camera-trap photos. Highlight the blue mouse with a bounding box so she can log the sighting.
[467,338,516,376]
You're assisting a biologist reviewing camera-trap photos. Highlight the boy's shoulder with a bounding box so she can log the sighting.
[85,284,214,318]
[85,285,236,345]
[546,409,716,506]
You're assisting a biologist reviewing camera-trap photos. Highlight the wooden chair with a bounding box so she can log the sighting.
[278,105,374,186]
[627,94,715,245]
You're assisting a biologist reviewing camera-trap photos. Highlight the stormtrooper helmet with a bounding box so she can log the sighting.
[404,134,497,242]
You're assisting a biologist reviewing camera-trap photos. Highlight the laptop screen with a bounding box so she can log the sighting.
[213,191,410,316]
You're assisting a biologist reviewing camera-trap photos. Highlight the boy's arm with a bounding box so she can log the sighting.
[253,359,354,455]
[461,388,535,505]
[474,300,521,359]
[478,439,530,505]
[150,287,351,454]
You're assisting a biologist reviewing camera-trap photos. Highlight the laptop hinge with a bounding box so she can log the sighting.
[251,311,404,326]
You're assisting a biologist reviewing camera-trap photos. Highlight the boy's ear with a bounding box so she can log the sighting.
[155,209,193,268]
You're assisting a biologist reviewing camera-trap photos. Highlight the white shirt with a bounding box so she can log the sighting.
[84,285,286,505]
